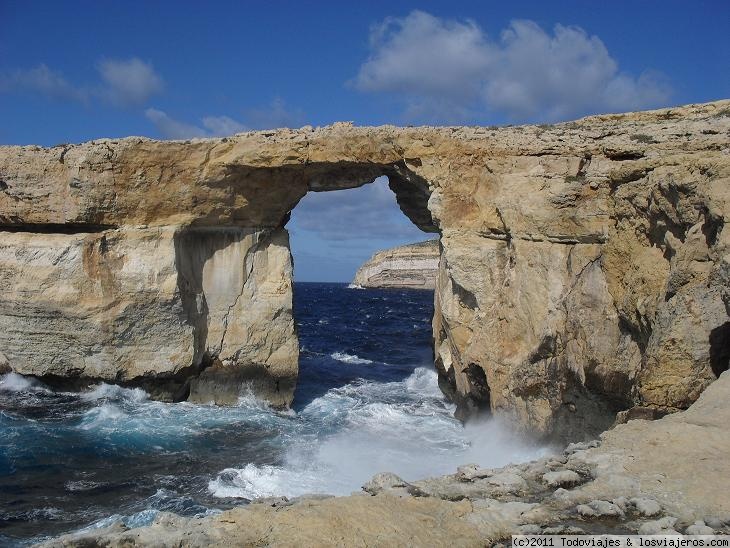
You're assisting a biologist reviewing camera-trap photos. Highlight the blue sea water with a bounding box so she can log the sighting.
[0,283,545,545]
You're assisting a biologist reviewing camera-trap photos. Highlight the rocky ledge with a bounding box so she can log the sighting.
[42,371,730,546]
[351,239,439,289]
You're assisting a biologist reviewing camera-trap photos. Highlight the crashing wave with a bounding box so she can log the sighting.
[209,463,323,500]
[81,382,149,403]
[0,372,50,393]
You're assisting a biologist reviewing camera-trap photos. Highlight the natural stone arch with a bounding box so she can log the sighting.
[0,100,729,442]
[180,159,441,407]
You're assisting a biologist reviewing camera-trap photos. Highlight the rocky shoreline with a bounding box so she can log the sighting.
[351,239,439,289]
[42,371,730,546]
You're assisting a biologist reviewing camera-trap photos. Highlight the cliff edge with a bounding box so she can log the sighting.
[351,239,439,289]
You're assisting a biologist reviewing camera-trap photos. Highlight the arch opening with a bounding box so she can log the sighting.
[286,174,439,407]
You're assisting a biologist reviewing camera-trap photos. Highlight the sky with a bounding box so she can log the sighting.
[1,1,728,281]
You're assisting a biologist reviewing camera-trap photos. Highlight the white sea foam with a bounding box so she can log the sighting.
[65,480,106,492]
[0,372,49,393]
[79,403,127,430]
[81,383,149,403]
[78,508,160,533]
[209,367,550,500]
[209,463,323,499]
[330,352,373,365]
[403,366,444,398]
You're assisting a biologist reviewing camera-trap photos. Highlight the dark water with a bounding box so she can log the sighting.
[0,283,543,546]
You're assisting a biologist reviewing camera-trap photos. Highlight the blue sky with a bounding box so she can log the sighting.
[1,1,728,281]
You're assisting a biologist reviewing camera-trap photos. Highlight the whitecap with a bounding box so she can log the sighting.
[25,507,63,521]
[330,352,373,365]
[78,403,126,430]
[65,480,106,492]
[81,383,149,403]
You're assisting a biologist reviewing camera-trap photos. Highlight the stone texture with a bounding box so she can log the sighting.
[351,239,439,289]
[542,470,582,488]
[686,521,715,535]
[629,497,662,517]
[41,371,730,546]
[1,100,729,428]
[638,517,679,535]
[0,226,296,404]
[576,500,624,518]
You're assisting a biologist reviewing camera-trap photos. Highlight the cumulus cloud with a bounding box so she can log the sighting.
[97,58,164,105]
[352,11,671,122]
[145,99,304,140]
[0,57,164,107]
[290,177,428,242]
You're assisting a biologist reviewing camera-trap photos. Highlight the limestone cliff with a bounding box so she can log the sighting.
[1,100,729,440]
[351,239,439,289]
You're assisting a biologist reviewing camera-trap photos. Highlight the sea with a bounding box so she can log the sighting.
[0,282,546,545]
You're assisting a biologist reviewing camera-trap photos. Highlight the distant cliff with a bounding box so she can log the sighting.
[352,240,439,289]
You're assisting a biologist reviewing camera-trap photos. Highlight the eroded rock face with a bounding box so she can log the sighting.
[0,226,297,404]
[1,102,729,436]
[429,103,730,439]
[352,239,439,289]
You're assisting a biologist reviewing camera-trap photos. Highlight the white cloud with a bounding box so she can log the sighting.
[145,108,248,139]
[144,108,208,139]
[0,57,164,107]
[352,11,671,122]
[355,11,492,102]
[201,115,247,135]
[290,177,428,242]
[97,58,163,105]
[0,64,89,102]
[145,99,305,140]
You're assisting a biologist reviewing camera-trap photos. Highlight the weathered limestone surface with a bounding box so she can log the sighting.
[352,239,439,289]
[0,226,296,404]
[40,372,730,546]
[1,100,729,436]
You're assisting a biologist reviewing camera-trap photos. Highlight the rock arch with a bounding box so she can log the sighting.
[1,100,729,441]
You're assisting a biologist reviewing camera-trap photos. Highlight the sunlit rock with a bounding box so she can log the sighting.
[351,239,439,289]
[1,100,729,440]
